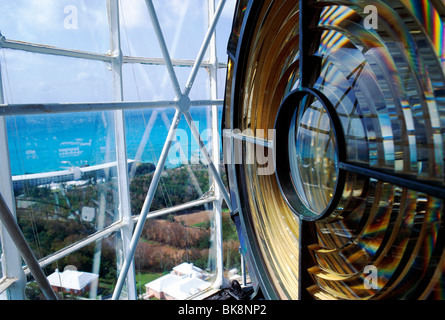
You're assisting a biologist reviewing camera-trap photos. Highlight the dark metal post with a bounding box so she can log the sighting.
[299,0,322,88]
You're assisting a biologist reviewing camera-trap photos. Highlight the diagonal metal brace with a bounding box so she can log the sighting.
[0,192,58,300]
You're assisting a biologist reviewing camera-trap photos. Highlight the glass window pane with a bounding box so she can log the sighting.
[0,0,110,54]
[126,106,214,214]
[135,209,216,300]
[122,64,175,101]
[120,0,207,61]
[24,232,121,300]
[0,50,113,104]
[10,111,120,258]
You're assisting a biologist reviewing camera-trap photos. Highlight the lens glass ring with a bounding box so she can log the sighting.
[289,96,338,216]
[275,89,344,221]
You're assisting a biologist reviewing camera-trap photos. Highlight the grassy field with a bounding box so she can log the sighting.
[135,271,166,296]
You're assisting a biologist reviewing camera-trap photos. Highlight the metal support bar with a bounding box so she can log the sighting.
[184,0,226,97]
[240,248,246,286]
[0,192,57,300]
[0,53,26,300]
[0,277,18,295]
[0,100,175,116]
[112,109,182,300]
[108,0,137,300]
[208,0,225,290]
[0,99,223,116]
[0,36,228,69]
[339,162,445,199]
[184,111,232,212]
[160,112,205,200]
[132,196,216,222]
[0,37,112,62]
[23,220,126,274]
[191,99,224,107]
[224,130,274,148]
[145,0,182,98]
[123,56,227,68]
[299,0,321,88]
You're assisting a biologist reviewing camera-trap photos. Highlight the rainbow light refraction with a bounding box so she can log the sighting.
[403,0,445,65]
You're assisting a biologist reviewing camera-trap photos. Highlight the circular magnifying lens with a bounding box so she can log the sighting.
[275,88,345,221]
[289,97,339,215]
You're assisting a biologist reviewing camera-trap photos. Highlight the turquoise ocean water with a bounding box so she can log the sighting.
[6,106,222,176]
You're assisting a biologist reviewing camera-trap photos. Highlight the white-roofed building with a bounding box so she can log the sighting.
[145,274,183,300]
[172,262,204,279]
[163,275,210,300]
[47,269,99,296]
[144,263,211,300]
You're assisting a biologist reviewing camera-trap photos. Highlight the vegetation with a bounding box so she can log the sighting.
[129,164,210,214]
[14,162,239,299]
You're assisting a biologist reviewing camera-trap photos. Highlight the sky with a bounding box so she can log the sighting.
[0,0,237,104]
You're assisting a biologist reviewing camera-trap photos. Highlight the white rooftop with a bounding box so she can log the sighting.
[162,276,210,300]
[145,262,211,300]
[173,262,203,276]
[47,269,98,291]
[145,274,183,293]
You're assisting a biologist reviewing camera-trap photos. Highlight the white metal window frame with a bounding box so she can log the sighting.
[0,0,232,300]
